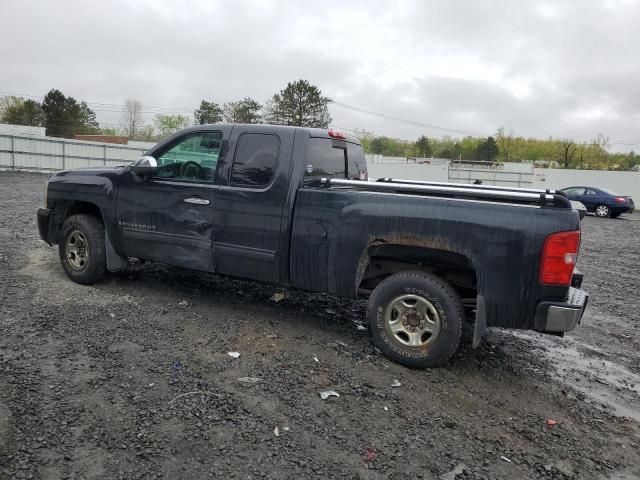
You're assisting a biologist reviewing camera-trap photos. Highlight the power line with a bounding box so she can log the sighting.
[3,90,640,147]
[0,90,194,114]
[330,100,640,146]
[330,100,486,136]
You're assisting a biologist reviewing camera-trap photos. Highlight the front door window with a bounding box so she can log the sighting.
[155,131,222,182]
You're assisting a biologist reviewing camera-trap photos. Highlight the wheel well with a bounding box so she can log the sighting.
[49,201,104,244]
[358,244,477,304]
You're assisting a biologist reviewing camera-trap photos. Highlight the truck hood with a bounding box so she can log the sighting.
[50,165,128,180]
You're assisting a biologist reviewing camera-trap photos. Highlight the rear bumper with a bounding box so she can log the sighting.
[37,207,52,244]
[612,205,634,214]
[534,287,589,333]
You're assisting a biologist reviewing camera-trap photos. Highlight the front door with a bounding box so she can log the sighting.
[115,128,229,271]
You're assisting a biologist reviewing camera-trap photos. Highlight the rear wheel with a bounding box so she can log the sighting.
[368,271,463,368]
[595,204,611,217]
[59,214,108,284]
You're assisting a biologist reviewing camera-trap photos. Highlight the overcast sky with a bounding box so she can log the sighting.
[1,0,639,150]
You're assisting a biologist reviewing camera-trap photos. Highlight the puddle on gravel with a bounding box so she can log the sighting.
[513,332,640,422]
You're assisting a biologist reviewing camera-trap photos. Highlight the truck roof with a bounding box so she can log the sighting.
[185,123,361,145]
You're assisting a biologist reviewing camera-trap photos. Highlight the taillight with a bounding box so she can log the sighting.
[328,130,346,140]
[539,230,581,286]
[614,197,626,203]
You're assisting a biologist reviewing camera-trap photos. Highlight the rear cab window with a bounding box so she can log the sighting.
[305,137,368,181]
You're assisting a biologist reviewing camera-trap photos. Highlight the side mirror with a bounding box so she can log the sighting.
[131,156,158,176]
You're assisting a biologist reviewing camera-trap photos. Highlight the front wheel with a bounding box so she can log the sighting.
[59,214,108,284]
[368,271,463,368]
[595,204,611,217]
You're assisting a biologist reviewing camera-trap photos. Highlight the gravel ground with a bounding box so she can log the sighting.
[1,171,639,480]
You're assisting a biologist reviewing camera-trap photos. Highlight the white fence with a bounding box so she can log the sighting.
[367,160,640,201]
[534,168,640,200]
[2,138,638,201]
[0,134,149,171]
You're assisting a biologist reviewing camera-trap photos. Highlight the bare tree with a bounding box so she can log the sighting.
[591,133,610,169]
[121,99,143,138]
[576,143,583,169]
[496,126,514,162]
[560,139,577,169]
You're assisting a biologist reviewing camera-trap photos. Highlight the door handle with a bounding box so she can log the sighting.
[184,197,210,205]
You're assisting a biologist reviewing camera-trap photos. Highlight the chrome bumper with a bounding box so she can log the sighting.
[534,287,589,333]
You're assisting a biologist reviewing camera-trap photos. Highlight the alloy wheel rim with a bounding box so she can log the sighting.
[66,230,89,270]
[596,206,608,216]
[384,294,441,348]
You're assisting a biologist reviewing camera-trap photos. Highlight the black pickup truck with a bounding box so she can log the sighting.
[37,124,588,367]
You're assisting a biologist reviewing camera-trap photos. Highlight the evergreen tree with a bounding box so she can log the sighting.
[264,80,331,128]
[194,100,223,124]
[223,97,262,124]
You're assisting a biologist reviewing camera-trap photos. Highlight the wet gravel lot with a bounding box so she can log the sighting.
[1,171,639,480]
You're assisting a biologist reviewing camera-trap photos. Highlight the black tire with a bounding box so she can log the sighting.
[595,204,611,218]
[610,212,621,219]
[58,214,108,285]
[368,271,463,368]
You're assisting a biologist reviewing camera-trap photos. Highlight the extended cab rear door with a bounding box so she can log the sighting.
[212,125,294,283]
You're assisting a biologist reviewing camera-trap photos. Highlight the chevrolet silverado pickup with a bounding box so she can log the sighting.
[37,124,589,367]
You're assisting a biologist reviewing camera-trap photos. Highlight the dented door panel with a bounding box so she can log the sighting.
[115,178,216,271]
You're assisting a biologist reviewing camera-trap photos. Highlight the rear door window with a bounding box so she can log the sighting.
[230,133,280,187]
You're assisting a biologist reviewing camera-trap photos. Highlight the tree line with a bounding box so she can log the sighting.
[1,82,637,170]
[0,79,331,142]
[0,89,99,137]
[359,128,639,171]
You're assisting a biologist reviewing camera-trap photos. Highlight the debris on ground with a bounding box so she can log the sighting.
[319,391,340,400]
[177,300,189,306]
[273,426,279,437]
[362,448,378,462]
[237,377,261,384]
[500,455,512,463]
[271,292,287,303]
[391,379,401,388]
[546,418,558,427]
[227,351,241,359]
[440,463,467,480]
[312,354,319,363]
